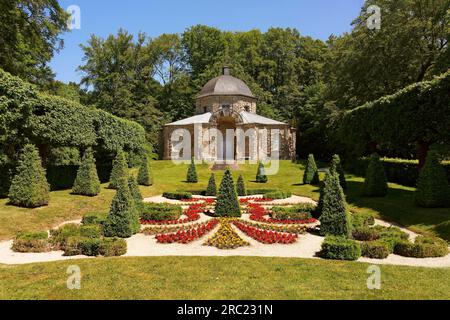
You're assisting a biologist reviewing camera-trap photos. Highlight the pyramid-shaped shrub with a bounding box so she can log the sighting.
[415,150,450,208]
[330,154,347,190]
[256,162,268,183]
[364,153,388,197]
[215,169,241,217]
[205,173,217,196]
[319,171,352,237]
[128,175,144,214]
[303,154,319,184]
[72,148,101,196]
[186,157,198,183]
[8,144,50,208]
[108,150,128,189]
[236,175,247,196]
[137,154,153,186]
[103,179,140,238]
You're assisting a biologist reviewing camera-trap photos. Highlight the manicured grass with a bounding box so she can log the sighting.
[0,160,449,241]
[0,256,449,300]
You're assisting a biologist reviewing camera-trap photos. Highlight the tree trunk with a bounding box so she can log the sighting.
[417,141,430,170]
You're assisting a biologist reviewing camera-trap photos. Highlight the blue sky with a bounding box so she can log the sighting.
[52,0,365,83]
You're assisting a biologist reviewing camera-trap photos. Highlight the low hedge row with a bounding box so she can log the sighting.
[350,212,376,229]
[64,236,127,257]
[394,236,448,258]
[361,241,391,259]
[246,189,276,195]
[11,231,51,253]
[271,204,315,220]
[346,157,450,187]
[162,192,192,200]
[320,236,361,261]
[141,203,183,221]
[264,191,292,199]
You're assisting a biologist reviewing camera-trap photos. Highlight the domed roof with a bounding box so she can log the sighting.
[197,67,255,99]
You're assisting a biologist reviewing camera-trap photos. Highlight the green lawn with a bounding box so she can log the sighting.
[0,256,449,300]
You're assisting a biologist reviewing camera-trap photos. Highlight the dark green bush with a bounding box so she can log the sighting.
[162,191,192,200]
[49,223,81,250]
[264,191,292,199]
[72,148,101,196]
[80,225,102,238]
[246,189,276,195]
[394,236,448,258]
[361,241,390,259]
[256,162,268,183]
[12,231,50,253]
[215,169,241,217]
[236,175,246,196]
[141,203,182,221]
[137,154,153,186]
[186,157,198,183]
[206,173,217,196]
[352,227,380,241]
[82,213,106,225]
[108,150,128,189]
[98,237,127,256]
[63,236,83,256]
[128,175,143,214]
[271,205,313,220]
[364,153,388,197]
[415,150,450,208]
[330,154,347,190]
[320,236,361,261]
[8,144,50,208]
[351,212,375,229]
[303,154,319,185]
[46,165,78,190]
[79,238,102,256]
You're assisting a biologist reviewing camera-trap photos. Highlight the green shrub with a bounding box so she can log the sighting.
[264,191,292,199]
[141,203,182,221]
[72,148,101,196]
[205,173,217,196]
[320,236,361,261]
[49,223,80,250]
[415,150,450,208]
[330,154,347,190]
[63,236,83,256]
[394,236,448,258]
[162,191,192,200]
[128,175,143,214]
[374,226,410,253]
[256,162,268,183]
[318,171,352,237]
[246,189,276,195]
[361,241,390,259]
[80,225,102,238]
[103,182,140,238]
[303,154,319,185]
[271,205,313,220]
[12,231,50,253]
[137,154,153,186]
[82,213,106,225]
[364,153,388,197]
[186,157,198,183]
[8,144,50,208]
[352,227,380,241]
[79,238,102,256]
[236,175,246,196]
[215,169,241,217]
[351,212,375,229]
[98,237,127,256]
[108,150,128,189]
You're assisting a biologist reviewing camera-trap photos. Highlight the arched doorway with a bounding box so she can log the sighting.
[217,116,236,163]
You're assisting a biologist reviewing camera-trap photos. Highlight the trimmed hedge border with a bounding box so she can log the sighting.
[320,236,361,261]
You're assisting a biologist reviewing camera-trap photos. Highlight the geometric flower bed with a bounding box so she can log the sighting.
[155,219,219,244]
[203,219,250,249]
[233,221,298,244]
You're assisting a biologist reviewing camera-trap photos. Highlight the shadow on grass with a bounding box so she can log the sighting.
[345,180,450,241]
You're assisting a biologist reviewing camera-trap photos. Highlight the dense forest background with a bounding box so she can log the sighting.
[1,0,449,161]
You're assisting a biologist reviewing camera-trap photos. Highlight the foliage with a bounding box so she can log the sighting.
[82,213,106,226]
[415,150,450,208]
[361,241,390,259]
[350,212,375,230]
[137,154,153,186]
[186,157,198,183]
[98,237,127,256]
[141,203,182,221]
[49,224,81,250]
[394,236,449,258]
[162,192,192,200]
[11,231,50,253]
[72,148,101,196]
[236,175,246,196]
[351,227,380,242]
[215,169,241,217]
[128,175,144,214]
[8,144,50,208]
[330,154,347,189]
[80,225,103,239]
[303,154,319,184]
[255,162,268,183]
[318,171,351,237]
[206,174,217,196]
[263,191,292,199]
[320,236,361,261]
[108,151,128,189]
[364,153,388,197]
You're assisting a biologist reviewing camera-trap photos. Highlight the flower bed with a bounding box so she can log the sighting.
[204,219,249,249]
[233,221,298,244]
[140,203,203,225]
[247,203,317,225]
[156,219,218,244]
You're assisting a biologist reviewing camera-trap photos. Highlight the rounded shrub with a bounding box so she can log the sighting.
[206,173,217,196]
[394,236,449,258]
[352,227,380,241]
[137,154,153,186]
[415,150,450,208]
[236,175,247,196]
[330,154,347,190]
[303,154,319,185]
[256,162,268,183]
[320,236,361,261]
[361,241,390,259]
[186,157,198,183]
[72,148,101,196]
[364,153,388,197]
[98,237,127,256]
[214,169,241,217]
[12,231,51,253]
[8,144,50,208]
[108,150,128,189]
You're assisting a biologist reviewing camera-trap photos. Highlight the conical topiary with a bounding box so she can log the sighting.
[415,150,450,208]
[256,162,268,183]
[8,144,50,208]
[103,178,140,238]
[364,153,388,197]
[108,150,128,189]
[72,148,101,196]
[205,173,217,196]
[303,154,320,185]
[319,171,352,237]
[215,169,241,217]
[330,154,347,190]
[186,157,198,183]
[137,154,153,186]
[128,175,144,214]
[236,175,247,196]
